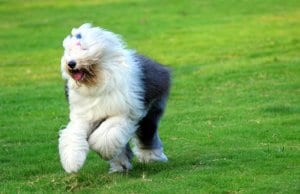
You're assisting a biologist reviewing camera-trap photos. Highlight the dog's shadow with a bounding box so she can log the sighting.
[61,151,215,192]
[127,159,171,178]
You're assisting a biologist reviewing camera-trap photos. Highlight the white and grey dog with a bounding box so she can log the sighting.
[58,23,170,173]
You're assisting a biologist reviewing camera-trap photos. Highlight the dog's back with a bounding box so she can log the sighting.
[134,54,170,105]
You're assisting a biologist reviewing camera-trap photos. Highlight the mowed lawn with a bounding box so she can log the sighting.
[1,0,300,193]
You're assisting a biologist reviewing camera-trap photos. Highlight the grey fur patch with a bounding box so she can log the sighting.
[134,54,171,105]
[134,54,171,149]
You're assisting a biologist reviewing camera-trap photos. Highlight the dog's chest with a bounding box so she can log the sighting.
[69,89,129,122]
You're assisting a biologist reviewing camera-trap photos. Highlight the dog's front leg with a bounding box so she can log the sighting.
[59,121,90,173]
[88,116,136,172]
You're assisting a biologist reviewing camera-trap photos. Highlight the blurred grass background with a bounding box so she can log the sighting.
[0,0,299,193]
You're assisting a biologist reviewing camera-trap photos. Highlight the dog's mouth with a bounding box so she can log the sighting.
[67,64,99,86]
[69,69,85,81]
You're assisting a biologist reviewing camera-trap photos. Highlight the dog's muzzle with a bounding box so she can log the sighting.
[67,61,85,81]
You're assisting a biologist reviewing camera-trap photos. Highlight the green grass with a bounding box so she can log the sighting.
[1,0,300,193]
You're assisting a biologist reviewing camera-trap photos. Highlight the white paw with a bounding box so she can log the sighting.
[133,147,168,163]
[59,145,89,173]
[59,128,89,173]
[109,155,132,173]
[60,153,86,173]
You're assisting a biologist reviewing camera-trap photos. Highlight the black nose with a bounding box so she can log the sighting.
[67,61,76,69]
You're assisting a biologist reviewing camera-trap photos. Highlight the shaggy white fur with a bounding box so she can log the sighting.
[59,23,169,173]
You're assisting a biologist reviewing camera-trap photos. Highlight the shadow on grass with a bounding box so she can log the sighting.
[54,156,206,192]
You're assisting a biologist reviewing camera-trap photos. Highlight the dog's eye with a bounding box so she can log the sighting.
[76,34,82,39]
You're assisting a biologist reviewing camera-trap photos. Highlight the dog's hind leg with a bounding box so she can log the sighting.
[133,97,168,163]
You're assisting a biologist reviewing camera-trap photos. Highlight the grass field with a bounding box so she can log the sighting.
[1,0,300,193]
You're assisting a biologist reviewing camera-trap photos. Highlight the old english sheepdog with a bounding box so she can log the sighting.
[58,23,170,173]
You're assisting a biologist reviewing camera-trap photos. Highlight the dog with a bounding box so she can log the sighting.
[58,23,170,173]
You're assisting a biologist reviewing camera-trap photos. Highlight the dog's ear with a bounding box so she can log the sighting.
[62,36,70,49]
[71,28,78,36]
[70,23,92,40]
[79,23,93,30]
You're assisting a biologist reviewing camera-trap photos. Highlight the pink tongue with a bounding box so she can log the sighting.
[72,71,84,81]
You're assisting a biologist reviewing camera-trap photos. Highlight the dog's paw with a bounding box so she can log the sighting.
[109,158,132,173]
[109,161,132,174]
[133,147,168,163]
[61,156,85,173]
[108,148,133,173]
[59,128,89,173]
[59,144,88,173]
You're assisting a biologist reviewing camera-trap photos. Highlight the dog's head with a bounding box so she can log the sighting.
[61,23,124,86]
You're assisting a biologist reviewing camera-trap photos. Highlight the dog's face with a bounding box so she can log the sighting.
[61,23,107,86]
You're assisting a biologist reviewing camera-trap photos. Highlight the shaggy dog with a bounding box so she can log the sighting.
[58,23,170,173]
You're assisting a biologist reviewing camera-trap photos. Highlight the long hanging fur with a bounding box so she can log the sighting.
[59,23,170,173]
